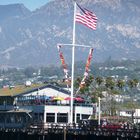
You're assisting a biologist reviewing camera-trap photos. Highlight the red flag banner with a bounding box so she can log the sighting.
[57,45,70,85]
[84,48,94,75]
[76,3,97,30]
[77,48,94,93]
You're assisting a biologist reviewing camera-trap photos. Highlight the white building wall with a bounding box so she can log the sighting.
[75,106,93,115]
[24,88,69,98]
[21,105,93,123]
[44,105,70,113]
[120,109,140,117]
[120,109,140,123]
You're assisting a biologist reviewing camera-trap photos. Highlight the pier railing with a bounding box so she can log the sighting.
[0,122,139,138]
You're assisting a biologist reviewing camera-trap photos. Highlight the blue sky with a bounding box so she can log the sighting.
[0,0,52,11]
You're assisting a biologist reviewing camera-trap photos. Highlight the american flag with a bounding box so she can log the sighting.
[76,4,97,30]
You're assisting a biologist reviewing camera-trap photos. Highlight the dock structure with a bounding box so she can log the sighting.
[0,123,139,139]
[0,84,93,124]
[0,83,140,139]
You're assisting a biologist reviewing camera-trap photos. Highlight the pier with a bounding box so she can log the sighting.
[0,84,140,140]
[0,123,140,140]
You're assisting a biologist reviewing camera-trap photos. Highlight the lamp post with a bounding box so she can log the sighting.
[98,97,101,125]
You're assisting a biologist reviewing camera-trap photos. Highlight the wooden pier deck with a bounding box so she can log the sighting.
[0,123,139,139]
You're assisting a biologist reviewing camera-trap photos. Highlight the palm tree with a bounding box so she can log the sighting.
[117,79,125,90]
[74,75,94,95]
[133,79,139,88]
[105,77,115,90]
[90,76,104,103]
[95,77,103,87]
[127,79,139,123]
[127,79,139,98]
[116,79,125,102]
[104,77,116,116]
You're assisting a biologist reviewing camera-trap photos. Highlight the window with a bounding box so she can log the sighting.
[0,114,4,123]
[57,113,68,123]
[76,114,80,123]
[46,113,55,123]
[33,113,44,123]
[82,114,89,120]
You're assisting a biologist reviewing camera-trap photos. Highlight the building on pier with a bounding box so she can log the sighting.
[0,109,32,128]
[0,83,93,128]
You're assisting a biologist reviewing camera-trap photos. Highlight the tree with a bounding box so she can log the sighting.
[105,77,115,90]
[127,79,139,123]
[117,79,125,90]
[24,67,36,78]
[104,77,117,116]
[116,79,125,103]
[74,75,94,95]
[95,77,103,87]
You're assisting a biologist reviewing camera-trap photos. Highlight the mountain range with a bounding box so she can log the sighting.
[0,0,139,67]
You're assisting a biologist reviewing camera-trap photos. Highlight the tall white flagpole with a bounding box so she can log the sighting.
[70,1,76,123]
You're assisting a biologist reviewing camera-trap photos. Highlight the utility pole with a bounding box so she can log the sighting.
[98,97,101,125]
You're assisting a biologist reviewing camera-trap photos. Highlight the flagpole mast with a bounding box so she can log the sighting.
[70,1,76,124]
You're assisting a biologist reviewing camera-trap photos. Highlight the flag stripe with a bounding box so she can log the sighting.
[76,4,97,30]
[76,15,97,27]
[76,14,97,29]
[76,14,97,25]
[76,18,96,30]
[84,8,98,20]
